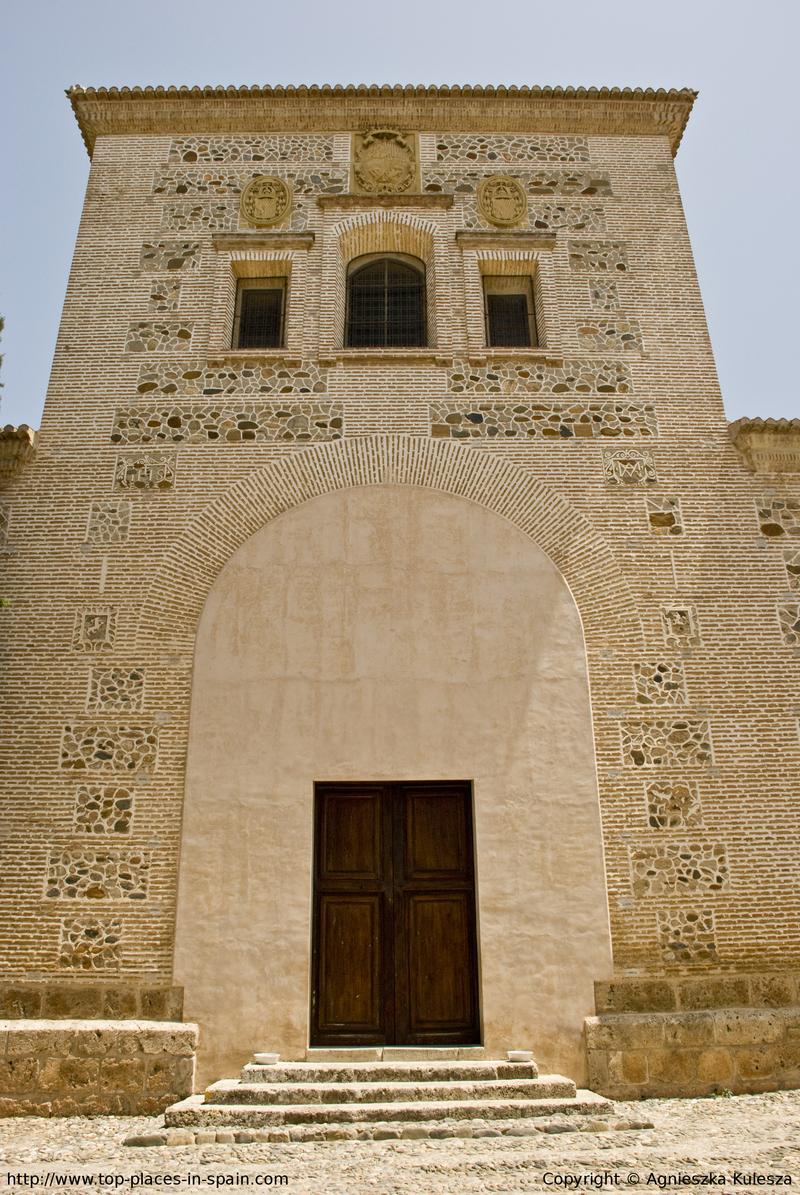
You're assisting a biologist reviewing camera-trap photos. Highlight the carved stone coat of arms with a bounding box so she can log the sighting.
[353,129,417,194]
[240,175,292,227]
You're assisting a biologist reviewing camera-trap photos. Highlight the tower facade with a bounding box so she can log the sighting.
[2,85,799,1108]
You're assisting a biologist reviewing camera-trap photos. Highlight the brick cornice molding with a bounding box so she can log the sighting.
[0,424,37,483]
[729,418,800,474]
[67,84,696,157]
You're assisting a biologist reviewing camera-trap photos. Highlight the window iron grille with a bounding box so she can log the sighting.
[346,257,426,348]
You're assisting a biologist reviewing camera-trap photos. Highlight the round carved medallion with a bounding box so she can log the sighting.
[477,175,528,228]
[354,129,416,194]
[240,175,292,227]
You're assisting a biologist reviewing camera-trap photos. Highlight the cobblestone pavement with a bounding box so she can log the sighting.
[0,1092,798,1193]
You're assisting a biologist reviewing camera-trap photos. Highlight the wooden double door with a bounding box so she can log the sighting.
[310,781,481,1046]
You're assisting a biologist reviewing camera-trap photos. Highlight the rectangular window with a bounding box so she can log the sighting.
[232,278,286,349]
[483,276,537,348]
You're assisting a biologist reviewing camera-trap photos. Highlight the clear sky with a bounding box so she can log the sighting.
[1,0,798,428]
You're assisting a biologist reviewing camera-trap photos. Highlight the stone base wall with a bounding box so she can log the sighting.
[0,1020,197,1116]
[585,1006,800,1099]
[594,972,800,1015]
[0,983,183,1021]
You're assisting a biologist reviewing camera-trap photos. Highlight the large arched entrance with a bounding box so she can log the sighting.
[173,483,613,1086]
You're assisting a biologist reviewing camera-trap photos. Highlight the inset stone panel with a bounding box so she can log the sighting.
[578,318,643,353]
[633,661,687,705]
[58,916,122,970]
[657,909,718,965]
[153,167,346,198]
[59,725,158,774]
[168,135,337,163]
[647,496,683,535]
[148,278,182,312]
[87,668,145,713]
[73,785,134,835]
[630,843,729,897]
[778,603,800,646]
[135,359,327,397]
[661,606,701,648]
[0,503,9,545]
[73,608,117,652]
[569,241,629,273]
[646,780,703,829]
[448,358,634,397]
[430,400,656,440]
[112,402,343,446]
[589,280,621,312]
[423,168,611,196]
[434,135,589,163]
[462,201,605,234]
[603,448,657,485]
[621,719,713,768]
[140,241,201,272]
[114,452,177,491]
[785,549,800,593]
[86,502,130,544]
[45,850,149,900]
[161,202,235,233]
[756,498,800,539]
[125,322,194,353]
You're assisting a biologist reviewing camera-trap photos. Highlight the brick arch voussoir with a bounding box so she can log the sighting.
[136,435,642,653]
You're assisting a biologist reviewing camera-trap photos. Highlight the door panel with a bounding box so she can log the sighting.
[404,893,475,1033]
[317,895,383,1034]
[403,789,468,877]
[311,781,479,1046]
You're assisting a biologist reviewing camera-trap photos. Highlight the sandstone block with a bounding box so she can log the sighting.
[734,1045,779,1080]
[678,977,749,1011]
[696,1047,734,1085]
[749,974,796,1008]
[608,1049,648,1085]
[713,1009,783,1046]
[99,1058,144,1092]
[0,987,43,1019]
[594,979,676,1013]
[43,987,104,1019]
[584,1014,665,1050]
[662,1012,715,1047]
[647,1049,697,1086]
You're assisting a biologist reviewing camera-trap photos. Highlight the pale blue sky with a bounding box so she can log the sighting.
[1,0,798,427]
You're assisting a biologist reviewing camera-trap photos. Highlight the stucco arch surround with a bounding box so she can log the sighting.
[137,434,642,653]
[140,436,641,1086]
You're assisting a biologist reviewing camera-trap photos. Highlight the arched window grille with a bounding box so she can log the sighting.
[345,256,427,348]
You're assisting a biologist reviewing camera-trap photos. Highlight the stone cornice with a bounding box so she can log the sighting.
[316,194,454,210]
[729,417,800,474]
[0,425,37,482]
[66,84,697,158]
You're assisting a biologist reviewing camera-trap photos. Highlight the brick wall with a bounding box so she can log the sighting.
[1,99,799,1088]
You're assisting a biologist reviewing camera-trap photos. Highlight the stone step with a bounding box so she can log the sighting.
[304,1046,490,1063]
[211,1076,574,1106]
[240,1060,539,1084]
[165,1090,611,1129]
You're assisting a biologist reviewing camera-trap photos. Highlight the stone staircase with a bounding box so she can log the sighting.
[162,1049,613,1142]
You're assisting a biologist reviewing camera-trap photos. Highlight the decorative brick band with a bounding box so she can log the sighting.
[448,359,634,396]
[434,134,590,163]
[430,400,655,440]
[111,402,343,445]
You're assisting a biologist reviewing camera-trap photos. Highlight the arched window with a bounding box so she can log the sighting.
[345,255,426,348]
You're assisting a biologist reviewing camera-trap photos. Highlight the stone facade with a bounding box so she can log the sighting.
[1,84,799,1105]
[0,1021,196,1116]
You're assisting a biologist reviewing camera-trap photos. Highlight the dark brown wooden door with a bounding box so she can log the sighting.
[311,781,480,1046]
